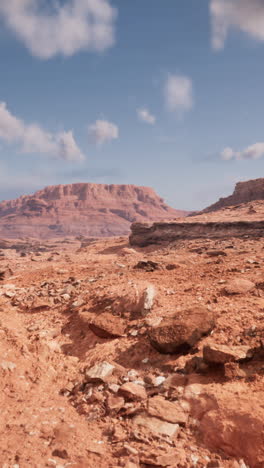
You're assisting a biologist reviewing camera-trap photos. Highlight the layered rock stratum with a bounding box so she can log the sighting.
[0,183,187,239]
[130,178,264,247]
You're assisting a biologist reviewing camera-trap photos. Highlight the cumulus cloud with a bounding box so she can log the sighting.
[0,102,84,161]
[210,0,264,50]
[221,142,264,161]
[137,108,156,125]
[88,119,119,145]
[0,0,116,59]
[164,74,193,115]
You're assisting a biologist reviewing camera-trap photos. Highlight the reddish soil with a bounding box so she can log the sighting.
[0,221,263,467]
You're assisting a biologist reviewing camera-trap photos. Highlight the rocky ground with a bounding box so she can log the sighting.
[0,232,263,468]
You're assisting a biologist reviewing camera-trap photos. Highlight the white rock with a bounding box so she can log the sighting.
[153,376,166,387]
[1,361,16,371]
[143,284,156,311]
[127,369,139,380]
[85,361,115,382]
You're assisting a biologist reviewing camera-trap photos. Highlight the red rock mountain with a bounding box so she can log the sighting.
[204,178,264,212]
[0,183,188,239]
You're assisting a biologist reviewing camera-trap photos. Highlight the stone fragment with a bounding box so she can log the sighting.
[133,413,179,437]
[51,449,68,459]
[4,291,15,298]
[148,306,215,354]
[207,250,227,257]
[30,299,51,311]
[133,261,160,272]
[119,382,147,401]
[203,344,253,364]
[142,284,156,315]
[147,396,188,424]
[153,376,166,387]
[89,312,126,338]
[108,383,120,393]
[224,279,255,295]
[106,395,125,413]
[71,299,85,308]
[112,282,156,318]
[1,361,16,371]
[140,453,181,467]
[0,267,13,281]
[224,362,247,379]
[85,361,115,383]
[163,374,187,389]
[61,293,71,301]
[166,263,178,270]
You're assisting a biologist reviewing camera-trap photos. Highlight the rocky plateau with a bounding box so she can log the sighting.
[0,183,187,239]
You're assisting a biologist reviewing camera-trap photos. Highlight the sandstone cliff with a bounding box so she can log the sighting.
[0,183,187,239]
[204,178,264,212]
[129,219,264,247]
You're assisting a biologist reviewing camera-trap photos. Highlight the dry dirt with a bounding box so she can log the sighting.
[0,231,263,468]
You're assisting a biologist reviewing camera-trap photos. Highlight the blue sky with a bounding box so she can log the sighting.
[0,0,264,210]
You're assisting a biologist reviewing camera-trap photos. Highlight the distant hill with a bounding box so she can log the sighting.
[0,183,188,239]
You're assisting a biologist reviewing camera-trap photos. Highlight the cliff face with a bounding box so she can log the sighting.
[129,220,264,247]
[0,183,187,239]
[204,178,264,212]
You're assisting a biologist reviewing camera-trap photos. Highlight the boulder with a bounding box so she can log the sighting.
[133,413,179,437]
[224,279,255,295]
[203,344,253,364]
[147,396,189,424]
[148,306,215,354]
[197,391,264,468]
[119,382,147,401]
[89,312,126,338]
[133,260,160,272]
[85,361,115,383]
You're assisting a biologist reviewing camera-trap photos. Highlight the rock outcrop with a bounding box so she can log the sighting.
[129,220,264,247]
[204,178,264,212]
[0,183,187,239]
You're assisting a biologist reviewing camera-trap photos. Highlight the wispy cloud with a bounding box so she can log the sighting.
[210,0,264,50]
[164,74,193,115]
[137,108,156,125]
[221,142,264,161]
[0,0,117,59]
[0,102,84,161]
[88,119,119,145]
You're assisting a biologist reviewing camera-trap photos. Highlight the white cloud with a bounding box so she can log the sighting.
[88,119,119,145]
[137,108,156,125]
[210,0,264,50]
[0,102,84,161]
[221,147,236,161]
[0,0,116,59]
[221,142,264,161]
[164,74,193,114]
